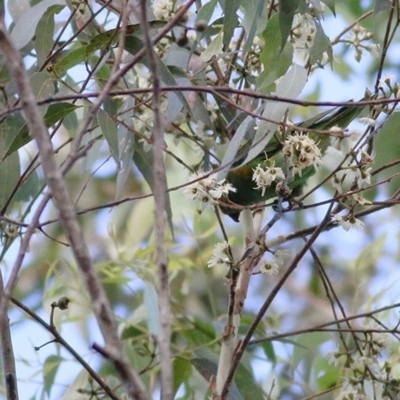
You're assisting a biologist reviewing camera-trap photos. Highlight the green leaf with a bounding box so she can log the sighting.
[173,357,192,396]
[313,356,341,391]
[192,356,244,400]
[181,317,216,348]
[0,113,26,160]
[52,24,124,76]
[217,114,255,180]
[0,151,21,212]
[35,5,64,67]
[292,332,330,369]
[192,357,218,384]
[14,169,40,204]
[116,125,135,200]
[97,109,119,163]
[223,0,239,47]
[243,63,308,165]
[355,235,386,273]
[10,0,65,50]
[234,361,265,400]
[162,48,213,126]
[200,31,224,62]
[373,111,400,197]
[53,46,89,77]
[240,0,267,53]
[43,354,63,396]
[132,122,174,237]
[279,0,299,50]
[121,324,146,341]
[124,36,192,119]
[4,102,79,159]
[30,71,55,98]
[29,72,55,116]
[196,0,218,23]
[143,282,160,335]
[321,0,335,15]
[260,340,277,364]
[309,20,332,65]
[257,14,293,88]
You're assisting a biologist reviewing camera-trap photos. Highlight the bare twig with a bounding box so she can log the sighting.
[137,0,173,398]
[0,271,18,400]
[0,11,149,400]
[220,202,335,398]
[3,86,400,122]
[10,296,119,400]
[249,302,400,345]
[214,210,264,397]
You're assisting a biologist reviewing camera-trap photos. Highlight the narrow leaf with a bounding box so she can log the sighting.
[115,125,135,199]
[35,5,63,67]
[143,282,160,335]
[200,31,224,62]
[309,20,332,65]
[5,103,79,159]
[43,355,63,396]
[196,0,218,23]
[124,36,192,118]
[0,152,21,212]
[217,115,255,180]
[173,357,192,396]
[243,63,307,165]
[29,72,55,117]
[11,0,65,50]
[257,14,293,89]
[133,139,174,236]
[223,0,239,47]
[321,0,335,15]
[192,357,244,400]
[97,109,119,163]
[240,0,266,53]
[279,0,299,50]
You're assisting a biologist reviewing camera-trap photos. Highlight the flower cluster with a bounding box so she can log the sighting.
[282,133,322,176]
[152,0,174,20]
[247,36,265,73]
[290,13,317,64]
[330,327,398,399]
[207,241,231,269]
[183,171,236,214]
[331,149,374,207]
[252,160,285,196]
[347,24,379,62]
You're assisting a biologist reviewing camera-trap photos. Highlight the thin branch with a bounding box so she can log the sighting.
[138,0,172,398]
[2,86,400,122]
[0,12,149,400]
[10,296,119,400]
[249,302,400,345]
[215,210,264,397]
[0,271,18,400]
[220,202,335,398]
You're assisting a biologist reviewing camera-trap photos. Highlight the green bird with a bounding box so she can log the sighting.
[220,103,365,222]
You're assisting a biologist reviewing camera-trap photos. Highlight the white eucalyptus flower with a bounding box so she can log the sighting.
[252,163,285,196]
[207,241,231,268]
